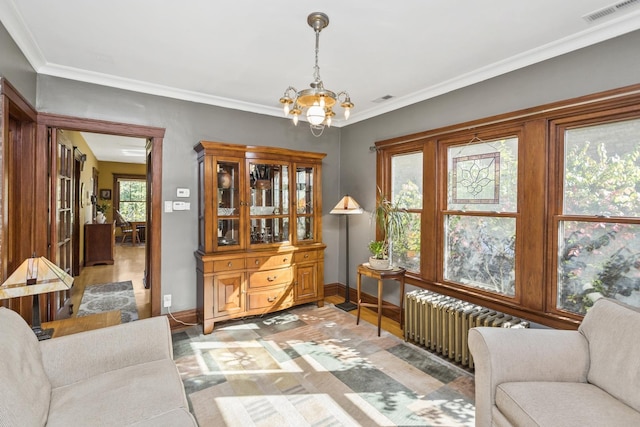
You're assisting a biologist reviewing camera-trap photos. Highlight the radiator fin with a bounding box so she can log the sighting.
[404,290,529,369]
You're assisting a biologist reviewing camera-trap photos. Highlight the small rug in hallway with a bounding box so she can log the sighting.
[173,304,475,427]
[77,280,139,323]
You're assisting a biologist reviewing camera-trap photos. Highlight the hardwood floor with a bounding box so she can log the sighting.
[70,249,401,338]
[71,243,150,319]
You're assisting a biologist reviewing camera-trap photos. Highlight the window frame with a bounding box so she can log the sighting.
[113,173,146,222]
[548,109,640,321]
[375,83,640,329]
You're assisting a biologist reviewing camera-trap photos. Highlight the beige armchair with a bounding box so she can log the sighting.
[0,307,197,426]
[469,298,640,427]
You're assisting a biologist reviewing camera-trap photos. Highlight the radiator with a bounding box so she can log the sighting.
[404,289,529,369]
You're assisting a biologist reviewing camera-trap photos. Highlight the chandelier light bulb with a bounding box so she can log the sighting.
[319,96,325,107]
[307,104,326,125]
[326,115,332,127]
[293,114,299,126]
[344,107,351,120]
[283,103,290,116]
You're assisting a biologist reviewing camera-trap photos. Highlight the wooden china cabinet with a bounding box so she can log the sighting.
[194,141,326,334]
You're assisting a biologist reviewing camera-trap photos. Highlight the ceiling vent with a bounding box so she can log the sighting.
[372,94,394,103]
[583,0,640,22]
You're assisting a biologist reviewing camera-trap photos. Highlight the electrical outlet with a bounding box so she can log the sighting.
[163,294,172,308]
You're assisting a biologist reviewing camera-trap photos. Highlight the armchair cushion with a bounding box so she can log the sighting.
[46,359,192,427]
[496,382,640,427]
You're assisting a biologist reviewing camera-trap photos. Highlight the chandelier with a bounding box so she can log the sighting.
[279,12,354,137]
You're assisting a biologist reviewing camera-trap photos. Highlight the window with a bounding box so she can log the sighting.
[376,84,640,327]
[117,178,146,221]
[444,137,518,297]
[554,118,640,315]
[391,152,423,272]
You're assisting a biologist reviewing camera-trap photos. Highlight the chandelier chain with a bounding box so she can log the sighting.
[313,28,321,83]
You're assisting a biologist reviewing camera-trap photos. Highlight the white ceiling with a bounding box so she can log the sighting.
[3,1,640,161]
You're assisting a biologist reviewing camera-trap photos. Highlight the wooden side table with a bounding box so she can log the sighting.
[41,310,121,338]
[356,263,406,336]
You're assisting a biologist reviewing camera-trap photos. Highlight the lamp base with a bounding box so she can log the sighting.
[335,301,357,312]
[32,327,53,341]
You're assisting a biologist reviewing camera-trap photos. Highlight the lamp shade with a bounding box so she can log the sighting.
[330,195,363,215]
[0,256,74,299]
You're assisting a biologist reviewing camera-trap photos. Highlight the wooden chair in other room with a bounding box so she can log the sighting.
[115,210,134,244]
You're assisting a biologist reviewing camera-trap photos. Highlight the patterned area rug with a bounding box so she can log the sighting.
[172,304,475,426]
[77,280,139,323]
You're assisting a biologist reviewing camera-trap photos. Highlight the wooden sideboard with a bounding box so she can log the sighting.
[85,222,115,266]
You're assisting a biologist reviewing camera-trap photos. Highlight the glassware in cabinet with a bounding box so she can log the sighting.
[215,159,242,249]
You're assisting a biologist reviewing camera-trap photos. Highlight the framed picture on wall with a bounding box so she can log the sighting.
[100,189,112,200]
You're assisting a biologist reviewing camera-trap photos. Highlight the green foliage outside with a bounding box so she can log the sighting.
[118,180,146,222]
[559,135,640,314]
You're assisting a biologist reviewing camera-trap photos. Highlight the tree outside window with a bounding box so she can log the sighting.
[118,179,146,221]
[557,118,640,314]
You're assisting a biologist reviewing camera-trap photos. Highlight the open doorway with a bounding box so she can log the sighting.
[39,112,165,319]
[66,130,150,318]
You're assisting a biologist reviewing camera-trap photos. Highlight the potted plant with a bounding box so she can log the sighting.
[368,188,407,269]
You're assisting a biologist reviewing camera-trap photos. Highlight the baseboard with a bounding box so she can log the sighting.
[166,308,198,331]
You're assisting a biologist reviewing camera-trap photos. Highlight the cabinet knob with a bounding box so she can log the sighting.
[267,296,276,302]
[283,258,288,263]
[267,276,276,282]
[304,254,309,258]
[227,262,233,267]
[255,259,260,265]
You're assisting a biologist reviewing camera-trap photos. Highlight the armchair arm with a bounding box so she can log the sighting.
[40,316,174,388]
[468,327,589,427]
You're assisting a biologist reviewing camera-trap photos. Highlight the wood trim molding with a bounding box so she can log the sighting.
[37,112,165,138]
[0,78,37,122]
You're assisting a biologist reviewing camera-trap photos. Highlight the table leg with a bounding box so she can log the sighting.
[377,278,383,336]
[356,272,362,325]
[399,277,405,330]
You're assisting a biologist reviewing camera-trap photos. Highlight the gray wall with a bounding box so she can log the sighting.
[340,30,640,303]
[0,20,37,105]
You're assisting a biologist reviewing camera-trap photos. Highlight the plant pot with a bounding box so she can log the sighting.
[368,256,390,270]
[96,212,106,224]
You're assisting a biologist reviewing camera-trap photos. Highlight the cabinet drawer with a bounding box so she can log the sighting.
[248,254,293,270]
[247,286,292,310]
[294,250,317,263]
[249,267,293,289]
[213,258,246,272]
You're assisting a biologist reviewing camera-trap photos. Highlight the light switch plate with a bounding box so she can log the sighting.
[177,188,190,198]
[173,201,187,211]
[164,201,173,212]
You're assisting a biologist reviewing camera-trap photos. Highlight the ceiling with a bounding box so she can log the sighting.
[2,1,640,161]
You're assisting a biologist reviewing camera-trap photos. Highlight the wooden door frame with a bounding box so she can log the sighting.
[38,113,165,317]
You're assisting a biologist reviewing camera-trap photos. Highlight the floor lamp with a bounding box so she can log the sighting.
[330,195,363,311]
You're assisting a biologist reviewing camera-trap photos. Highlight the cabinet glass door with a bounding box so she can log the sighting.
[295,165,315,243]
[216,159,241,249]
[249,162,289,246]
